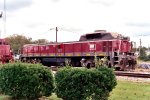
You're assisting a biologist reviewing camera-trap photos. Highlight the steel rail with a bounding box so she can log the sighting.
[114,71,150,78]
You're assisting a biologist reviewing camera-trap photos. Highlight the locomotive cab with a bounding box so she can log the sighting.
[0,39,14,63]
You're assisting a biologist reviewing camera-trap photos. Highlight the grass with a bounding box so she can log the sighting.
[48,93,62,100]
[109,81,150,100]
[0,80,150,100]
[0,95,9,100]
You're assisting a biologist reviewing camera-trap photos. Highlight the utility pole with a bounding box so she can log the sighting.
[139,39,142,56]
[0,12,2,38]
[50,27,58,43]
[133,42,137,52]
[3,0,6,35]
[0,12,2,18]
[0,0,6,38]
[56,27,58,43]
[55,27,58,66]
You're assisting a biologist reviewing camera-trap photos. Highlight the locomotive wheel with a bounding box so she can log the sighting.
[108,63,112,68]
[115,67,121,71]
[86,63,91,69]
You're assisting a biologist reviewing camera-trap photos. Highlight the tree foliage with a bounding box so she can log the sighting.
[137,46,150,61]
[6,34,32,54]
[138,46,148,61]
[6,34,49,54]
[33,39,49,44]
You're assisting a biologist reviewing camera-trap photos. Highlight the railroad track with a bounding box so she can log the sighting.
[51,66,150,78]
[114,71,150,78]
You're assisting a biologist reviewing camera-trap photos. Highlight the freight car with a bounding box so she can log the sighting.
[0,39,13,64]
[20,30,136,70]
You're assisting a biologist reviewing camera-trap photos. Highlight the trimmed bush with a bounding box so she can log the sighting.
[90,67,117,100]
[0,63,54,100]
[55,67,92,100]
[55,67,117,100]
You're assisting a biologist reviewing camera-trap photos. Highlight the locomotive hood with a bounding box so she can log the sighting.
[79,30,129,41]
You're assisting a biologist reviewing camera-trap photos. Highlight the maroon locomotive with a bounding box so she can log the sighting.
[0,38,13,64]
[20,30,136,70]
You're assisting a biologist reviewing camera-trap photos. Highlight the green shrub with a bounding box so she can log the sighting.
[90,67,117,100]
[0,63,54,100]
[55,67,117,100]
[55,67,91,100]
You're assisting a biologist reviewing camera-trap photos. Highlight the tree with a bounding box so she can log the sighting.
[138,46,148,60]
[33,39,49,44]
[6,34,32,54]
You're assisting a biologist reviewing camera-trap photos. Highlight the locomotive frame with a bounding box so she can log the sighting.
[20,30,136,70]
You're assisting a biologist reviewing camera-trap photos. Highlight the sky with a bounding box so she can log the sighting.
[0,0,150,47]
